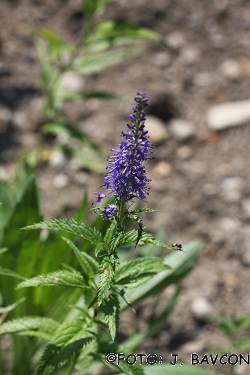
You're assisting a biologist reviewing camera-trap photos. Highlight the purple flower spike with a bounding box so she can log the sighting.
[95,92,152,219]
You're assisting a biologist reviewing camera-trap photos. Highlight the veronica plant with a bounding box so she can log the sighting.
[0,93,187,375]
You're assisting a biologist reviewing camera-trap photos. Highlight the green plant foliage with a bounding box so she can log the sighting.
[114,257,170,288]
[17,269,87,289]
[0,317,59,341]
[24,218,102,245]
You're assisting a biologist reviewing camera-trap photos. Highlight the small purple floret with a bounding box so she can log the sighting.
[95,92,152,219]
[101,204,118,220]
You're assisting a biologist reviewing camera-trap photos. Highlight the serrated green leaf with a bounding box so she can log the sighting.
[99,293,120,341]
[50,320,88,346]
[17,269,86,289]
[117,231,168,248]
[23,218,102,245]
[0,317,59,341]
[37,337,93,375]
[104,220,117,246]
[62,237,98,280]
[114,257,170,288]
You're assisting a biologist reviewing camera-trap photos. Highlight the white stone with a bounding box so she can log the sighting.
[152,161,172,178]
[220,176,244,202]
[176,145,192,159]
[145,115,169,145]
[169,119,195,141]
[220,59,241,80]
[52,173,69,189]
[180,47,200,65]
[218,217,240,233]
[49,151,66,168]
[60,71,85,92]
[194,72,216,86]
[166,31,185,50]
[191,297,213,320]
[153,52,171,68]
[207,100,250,131]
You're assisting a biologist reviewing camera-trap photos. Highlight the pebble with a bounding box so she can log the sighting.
[165,31,185,50]
[191,297,213,320]
[220,177,244,203]
[193,72,217,87]
[206,100,250,131]
[180,47,200,65]
[218,217,240,233]
[52,173,69,189]
[153,52,171,68]
[49,151,66,168]
[74,172,88,185]
[176,145,192,160]
[219,59,241,80]
[241,198,250,219]
[60,71,85,92]
[169,119,195,141]
[145,115,169,145]
[152,161,172,178]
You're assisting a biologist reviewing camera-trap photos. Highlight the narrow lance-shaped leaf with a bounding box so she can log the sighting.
[23,218,102,245]
[17,269,87,289]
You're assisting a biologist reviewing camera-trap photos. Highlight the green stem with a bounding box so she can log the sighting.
[66,351,79,375]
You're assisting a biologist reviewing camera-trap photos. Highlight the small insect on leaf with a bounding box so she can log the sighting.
[171,243,183,250]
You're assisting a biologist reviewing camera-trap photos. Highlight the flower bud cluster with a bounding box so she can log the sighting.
[95,92,152,219]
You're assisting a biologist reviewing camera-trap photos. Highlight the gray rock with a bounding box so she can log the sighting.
[207,100,250,131]
[145,115,169,145]
[169,118,195,141]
